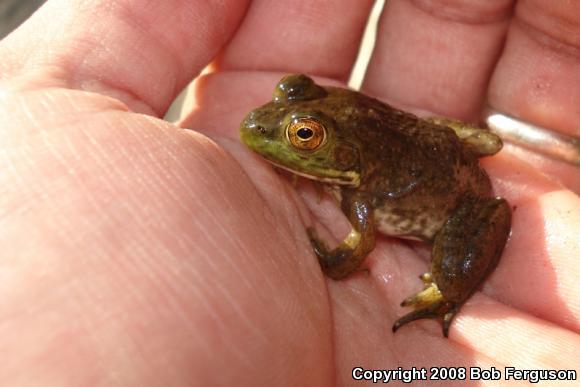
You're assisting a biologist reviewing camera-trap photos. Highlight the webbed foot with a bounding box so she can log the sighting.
[392,274,457,337]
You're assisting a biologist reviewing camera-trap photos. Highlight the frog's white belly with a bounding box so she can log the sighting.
[325,184,444,241]
[374,207,444,241]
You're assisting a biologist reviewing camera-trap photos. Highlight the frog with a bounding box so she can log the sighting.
[239,74,511,337]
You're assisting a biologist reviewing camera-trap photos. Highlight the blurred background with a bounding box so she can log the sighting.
[0,0,384,121]
[0,0,46,39]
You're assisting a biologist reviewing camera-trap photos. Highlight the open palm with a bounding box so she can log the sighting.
[1,0,578,385]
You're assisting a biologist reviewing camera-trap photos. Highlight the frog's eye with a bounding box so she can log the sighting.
[286,118,326,151]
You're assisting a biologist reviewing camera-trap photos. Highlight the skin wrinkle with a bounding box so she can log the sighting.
[72,6,148,113]
[215,156,320,298]
[1,147,73,232]
[217,139,309,248]
[421,336,504,378]
[119,124,193,215]
[228,177,328,344]
[66,280,127,381]
[19,94,43,129]
[465,343,509,375]
[514,16,580,59]
[97,5,183,113]
[168,147,290,306]
[0,92,130,144]
[192,212,252,283]
[0,148,26,198]
[32,151,109,252]
[410,0,515,24]
[176,267,230,343]
[197,256,269,346]
[79,79,158,117]
[93,238,234,382]
[92,317,146,386]
[208,203,294,303]
[132,125,208,206]
[458,303,580,369]
[2,260,78,337]
[0,44,19,77]
[193,251,287,376]
[516,0,580,53]
[73,37,165,115]
[55,138,157,256]
[394,328,448,368]
[140,249,243,350]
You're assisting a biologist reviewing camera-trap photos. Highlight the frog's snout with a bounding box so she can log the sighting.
[241,111,268,133]
[239,114,269,150]
[240,119,262,138]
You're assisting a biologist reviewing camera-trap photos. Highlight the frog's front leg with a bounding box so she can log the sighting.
[393,195,511,337]
[308,191,375,280]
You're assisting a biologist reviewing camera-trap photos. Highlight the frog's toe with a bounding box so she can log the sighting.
[392,276,457,337]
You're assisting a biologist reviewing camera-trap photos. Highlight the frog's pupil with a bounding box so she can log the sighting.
[297,127,313,140]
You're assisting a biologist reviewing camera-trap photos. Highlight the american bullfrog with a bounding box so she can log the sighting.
[239,74,511,337]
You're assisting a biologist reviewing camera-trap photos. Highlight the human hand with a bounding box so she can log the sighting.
[1,0,578,386]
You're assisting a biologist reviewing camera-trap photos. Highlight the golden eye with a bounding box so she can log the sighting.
[286,118,326,150]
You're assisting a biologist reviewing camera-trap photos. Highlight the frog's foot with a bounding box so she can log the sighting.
[307,227,363,280]
[306,193,375,280]
[392,274,457,337]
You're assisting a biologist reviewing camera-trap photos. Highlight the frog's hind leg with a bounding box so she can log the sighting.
[427,117,503,157]
[393,195,511,337]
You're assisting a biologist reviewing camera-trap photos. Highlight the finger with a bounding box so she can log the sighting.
[470,155,580,333]
[487,0,580,190]
[0,106,334,384]
[483,189,580,334]
[488,0,580,138]
[363,0,514,121]
[455,297,580,370]
[468,155,580,333]
[216,0,375,81]
[0,0,249,115]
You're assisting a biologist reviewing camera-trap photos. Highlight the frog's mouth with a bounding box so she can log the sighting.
[265,159,360,186]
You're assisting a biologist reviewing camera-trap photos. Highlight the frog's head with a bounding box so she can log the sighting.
[240,74,361,186]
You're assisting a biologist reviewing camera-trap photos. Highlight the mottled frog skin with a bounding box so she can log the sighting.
[239,74,511,337]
